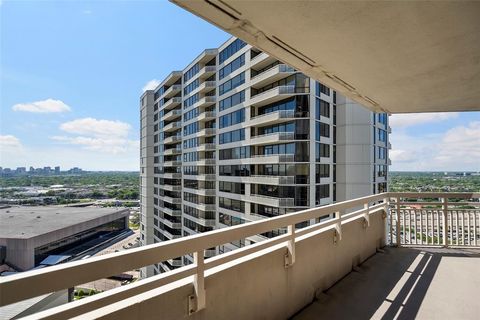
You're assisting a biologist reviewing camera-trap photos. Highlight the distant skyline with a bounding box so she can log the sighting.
[1,1,479,171]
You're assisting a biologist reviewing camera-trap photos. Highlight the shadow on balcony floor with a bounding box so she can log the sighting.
[292,246,480,320]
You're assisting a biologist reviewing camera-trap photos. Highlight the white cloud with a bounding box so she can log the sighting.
[389,149,417,163]
[389,121,480,171]
[51,136,138,154]
[60,118,130,138]
[52,118,136,155]
[142,79,160,92]
[0,135,28,167]
[12,98,71,113]
[389,112,458,128]
[432,121,480,169]
[0,135,22,148]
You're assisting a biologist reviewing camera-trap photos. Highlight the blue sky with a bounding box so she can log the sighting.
[1,0,479,171]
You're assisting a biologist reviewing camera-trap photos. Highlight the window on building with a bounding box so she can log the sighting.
[219,38,246,64]
[219,108,245,129]
[219,128,245,144]
[219,91,245,112]
[219,72,245,95]
[315,122,330,140]
[316,143,330,161]
[315,98,330,119]
[316,82,330,96]
[219,54,245,80]
[184,63,199,82]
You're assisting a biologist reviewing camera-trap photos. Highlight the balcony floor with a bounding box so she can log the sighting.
[293,246,480,320]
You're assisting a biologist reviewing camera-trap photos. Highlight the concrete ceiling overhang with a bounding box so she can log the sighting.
[171,0,480,114]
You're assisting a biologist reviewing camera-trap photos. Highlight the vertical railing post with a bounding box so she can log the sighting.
[363,202,370,228]
[189,251,206,315]
[396,197,401,246]
[382,197,389,246]
[334,211,342,244]
[285,224,296,268]
[442,197,448,247]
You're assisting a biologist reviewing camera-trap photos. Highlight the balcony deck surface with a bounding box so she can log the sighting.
[293,246,480,320]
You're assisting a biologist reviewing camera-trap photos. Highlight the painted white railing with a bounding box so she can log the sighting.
[0,193,388,313]
[388,193,480,247]
[1,192,478,319]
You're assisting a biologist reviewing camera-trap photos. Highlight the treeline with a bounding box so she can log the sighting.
[0,172,139,188]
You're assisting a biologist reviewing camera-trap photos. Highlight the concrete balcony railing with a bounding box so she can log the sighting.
[183,187,216,196]
[250,64,295,88]
[252,154,295,163]
[161,109,182,121]
[182,201,216,212]
[197,111,216,121]
[197,128,216,137]
[162,219,182,229]
[249,132,296,145]
[162,97,182,111]
[184,215,217,228]
[162,135,181,145]
[161,207,182,217]
[249,85,308,107]
[160,229,182,240]
[163,121,182,132]
[159,172,181,179]
[250,51,276,69]
[249,175,296,185]
[162,84,182,99]
[249,109,297,127]
[2,193,479,320]
[195,96,216,108]
[162,160,182,167]
[183,173,216,181]
[249,194,295,207]
[220,154,295,166]
[198,81,216,93]
[162,196,182,205]
[163,147,182,155]
[198,65,216,79]
[159,184,182,192]
[189,158,216,166]
[197,143,216,151]
[166,258,183,267]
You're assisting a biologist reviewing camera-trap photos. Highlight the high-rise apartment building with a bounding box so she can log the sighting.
[139,37,389,277]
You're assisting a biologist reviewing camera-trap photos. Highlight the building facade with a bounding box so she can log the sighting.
[139,37,390,276]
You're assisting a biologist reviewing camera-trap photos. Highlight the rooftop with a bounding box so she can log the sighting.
[0,206,129,239]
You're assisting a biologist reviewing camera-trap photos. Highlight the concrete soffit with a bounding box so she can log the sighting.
[171,0,480,114]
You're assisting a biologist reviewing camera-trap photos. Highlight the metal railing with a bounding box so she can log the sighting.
[388,193,480,247]
[1,192,479,318]
[0,193,388,312]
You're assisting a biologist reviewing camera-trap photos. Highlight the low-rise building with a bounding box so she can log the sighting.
[0,206,130,271]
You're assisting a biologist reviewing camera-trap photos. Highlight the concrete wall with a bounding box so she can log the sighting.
[140,90,156,277]
[79,210,386,319]
[336,94,375,201]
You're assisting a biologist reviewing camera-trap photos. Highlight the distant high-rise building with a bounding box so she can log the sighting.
[139,37,390,276]
[55,166,61,174]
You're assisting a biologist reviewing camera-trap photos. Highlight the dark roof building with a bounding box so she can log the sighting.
[0,206,129,271]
